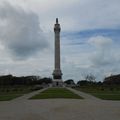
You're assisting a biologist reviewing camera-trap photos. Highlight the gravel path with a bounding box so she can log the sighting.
[0,87,120,120]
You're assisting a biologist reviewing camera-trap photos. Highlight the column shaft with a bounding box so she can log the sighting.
[55,31,60,70]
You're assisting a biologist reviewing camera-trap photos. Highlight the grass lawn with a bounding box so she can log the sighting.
[92,93,120,100]
[0,94,23,101]
[74,86,120,100]
[0,85,42,101]
[30,87,83,99]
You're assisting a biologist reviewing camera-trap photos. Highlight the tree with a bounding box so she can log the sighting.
[84,73,96,82]
[77,80,90,86]
[64,79,75,85]
[103,74,120,85]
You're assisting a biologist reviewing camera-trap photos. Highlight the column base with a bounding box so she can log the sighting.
[52,79,64,87]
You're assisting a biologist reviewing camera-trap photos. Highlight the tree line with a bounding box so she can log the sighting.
[104,74,120,85]
[64,74,120,86]
[0,73,120,86]
[0,74,52,86]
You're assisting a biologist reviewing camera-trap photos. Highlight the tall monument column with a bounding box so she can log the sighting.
[52,18,63,87]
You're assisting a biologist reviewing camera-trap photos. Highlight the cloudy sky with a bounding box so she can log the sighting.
[0,0,120,82]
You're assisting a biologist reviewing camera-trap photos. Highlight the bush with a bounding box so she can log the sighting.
[12,88,18,92]
[100,88,104,91]
[110,87,114,91]
[6,89,10,92]
[31,85,43,91]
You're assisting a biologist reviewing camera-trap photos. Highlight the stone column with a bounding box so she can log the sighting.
[52,18,63,86]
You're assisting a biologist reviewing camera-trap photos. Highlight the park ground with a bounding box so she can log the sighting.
[0,87,120,120]
[74,85,120,100]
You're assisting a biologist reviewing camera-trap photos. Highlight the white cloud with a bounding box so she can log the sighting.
[0,2,49,60]
[85,36,120,79]
[88,36,113,66]
[62,36,120,81]
[1,0,119,31]
[88,36,113,48]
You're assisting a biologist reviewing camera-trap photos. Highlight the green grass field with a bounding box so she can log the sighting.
[30,87,83,99]
[0,85,42,101]
[0,94,23,101]
[74,86,120,100]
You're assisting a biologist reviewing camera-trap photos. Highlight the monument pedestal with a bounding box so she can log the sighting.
[52,79,64,87]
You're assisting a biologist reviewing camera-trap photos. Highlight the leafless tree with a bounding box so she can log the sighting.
[84,73,96,82]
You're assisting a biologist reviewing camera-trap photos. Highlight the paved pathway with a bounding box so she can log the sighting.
[67,87,100,101]
[13,87,48,102]
[0,87,120,120]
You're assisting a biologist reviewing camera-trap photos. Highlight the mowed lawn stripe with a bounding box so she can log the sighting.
[74,87,120,100]
[30,88,83,99]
